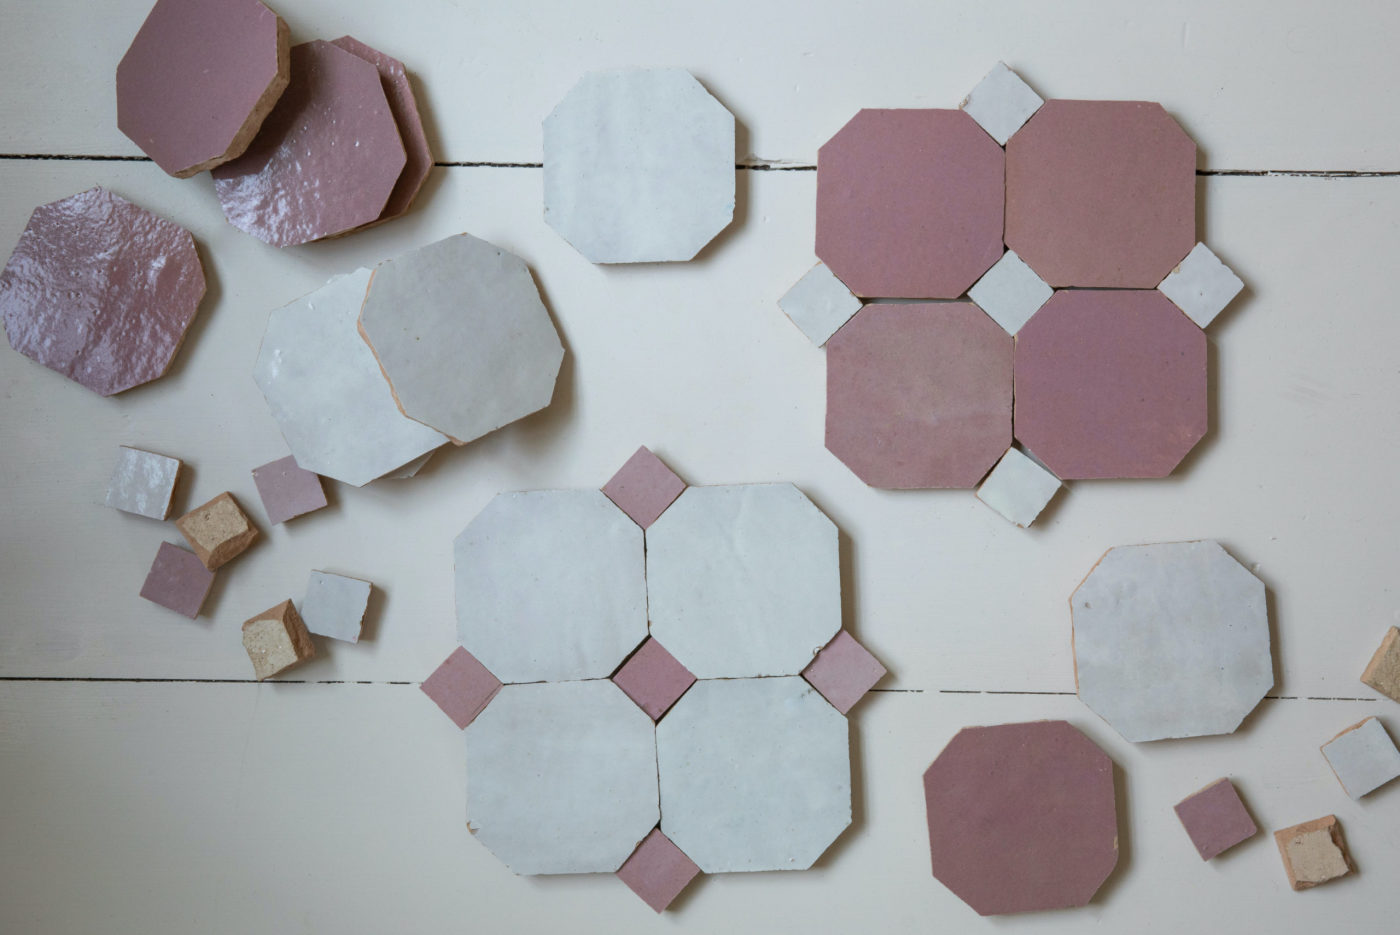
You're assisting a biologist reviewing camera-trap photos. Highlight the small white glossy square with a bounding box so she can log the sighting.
[1158,242,1244,328]
[977,447,1061,527]
[961,63,1044,146]
[301,570,372,643]
[779,262,863,346]
[968,250,1053,335]
[105,446,181,520]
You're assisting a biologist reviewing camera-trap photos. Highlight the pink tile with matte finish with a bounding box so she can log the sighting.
[923,720,1118,916]
[329,36,432,226]
[816,109,1004,299]
[212,41,406,247]
[116,0,288,177]
[1174,778,1258,860]
[612,638,696,720]
[803,631,887,714]
[826,303,1012,489]
[252,454,328,525]
[0,187,206,397]
[1013,289,1206,480]
[1006,100,1196,288]
[616,828,701,913]
[139,542,215,619]
[421,647,502,729]
[603,446,686,529]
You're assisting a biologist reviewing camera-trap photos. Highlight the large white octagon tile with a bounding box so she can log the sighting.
[455,489,647,684]
[465,680,659,875]
[645,484,841,678]
[1072,540,1273,743]
[656,676,850,873]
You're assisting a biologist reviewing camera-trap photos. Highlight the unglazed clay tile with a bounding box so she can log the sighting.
[656,677,850,873]
[0,187,206,396]
[139,542,215,619]
[1320,717,1400,798]
[922,721,1118,915]
[1173,778,1258,860]
[612,638,696,721]
[358,233,564,444]
[1361,626,1400,703]
[329,36,432,226]
[1014,289,1206,480]
[801,631,887,715]
[300,570,372,643]
[420,647,501,730]
[105,446,181,520]
[646,484,840,679]
[1006,100,1196,288]
[252,269,447,487]
[455,489,647,684]
[212,40,406,247]
[826,303,1013,489]
[1072,541,1272,743]
[967,249,1053,336]
[816,109,1003,298]
[116,0,290,177]
[960,63,1044,146]
[250,454,327,525]
[778,262,863,347]
[465,681,659,875]
[975,447,1062,528]
[241,599,315,680]
[601,446,686,530]
[1158,242,1246,329]
[175,492,259,570]
[544,68,735,263]
[616,828,701,913]
[1274,816,1354,891]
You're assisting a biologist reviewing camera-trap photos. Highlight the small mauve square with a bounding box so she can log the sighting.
[802,630,887,714]
[421,647,502,729]
[602,446,686,530]
[612,638,696,720]
[1174,778,1258,860]
[139,542,215,619]
[252,455,328,525]
[616,828,701,913]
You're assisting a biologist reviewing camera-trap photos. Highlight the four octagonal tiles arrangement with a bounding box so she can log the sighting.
[420,448,887,912]
[781,64,1246,527]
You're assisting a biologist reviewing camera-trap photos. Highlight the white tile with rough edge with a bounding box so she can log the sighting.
[1321,716,1400,798]
[1072,541,1273,743]
[1158,242,1246,328]
[656,676,850,873]
[465,680,659,875]
[543,68,735,263]
[778,262,862,346]
[646,484,841,679]
[968,249,1054,335]
[379,448,439,481]
[252,270,448,488]
[104,446,180,520]
[455,489,647,684]
[301,571,372,643]
[976,447,1062,527]
[358,234,564,446]
[960,62,1044,145]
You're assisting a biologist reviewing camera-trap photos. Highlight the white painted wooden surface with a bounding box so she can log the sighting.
[2,1,1398,931]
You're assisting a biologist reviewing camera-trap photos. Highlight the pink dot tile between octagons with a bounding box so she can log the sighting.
[826,303,1012,489]
[1013,289,1207,480]
[816,109,1004,299]
[602,446,686,530]
[616,827,701,913]
[1174,778,1258,861]
[1006,100,1196,288]
[421,647,502,729]
[612,638,696,721]
[802,631,887,715]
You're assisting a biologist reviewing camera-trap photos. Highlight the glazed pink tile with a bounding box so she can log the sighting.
[139,542,216,619]
[802,631,887,715]
[616,828,701,912]
[1174,778,1258,860]
[602,446,686,529]
[251,454,328,525]
[421,647,502,729]
[612,638,696,720]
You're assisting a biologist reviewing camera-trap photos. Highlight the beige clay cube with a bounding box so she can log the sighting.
[1273,815,1354,891]
[1361,626,1400,703]
[242,600,315,680]
[176,492,259,570]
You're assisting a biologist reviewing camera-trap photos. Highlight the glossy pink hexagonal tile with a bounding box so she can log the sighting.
[1006,100,1196,288]
[826,303,1012,488]
[816,109,1004,299]
[0,187,205,396]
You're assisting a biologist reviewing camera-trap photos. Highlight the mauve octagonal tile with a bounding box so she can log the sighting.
[212,40,406,247]
[816,109,1004,299]
[1006,100,1196,288]
[826,303,1012,488]
[117,0,290,178]
[1,187,206,396]
[923,720,1118,916]
[1013,289,1206,480]
[329,36,432,227]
